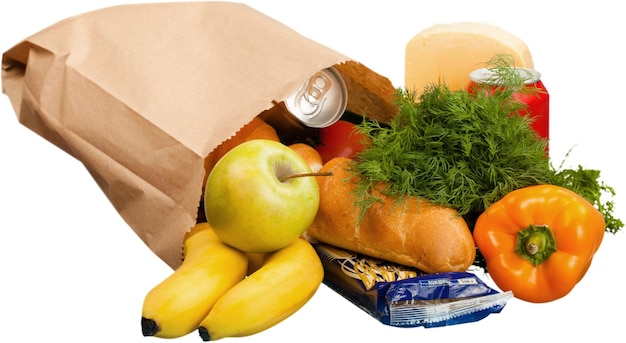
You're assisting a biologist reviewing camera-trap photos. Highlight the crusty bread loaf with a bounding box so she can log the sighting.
[334,61,398,124]
[306,157,476,274]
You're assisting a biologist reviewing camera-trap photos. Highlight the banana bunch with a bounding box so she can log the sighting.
[141,222,324,340]
[197,237,324,341]
[141,222,248,338]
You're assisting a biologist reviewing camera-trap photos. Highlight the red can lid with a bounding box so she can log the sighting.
[469,67,541,85]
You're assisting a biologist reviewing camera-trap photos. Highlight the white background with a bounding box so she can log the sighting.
[1,1,624,342]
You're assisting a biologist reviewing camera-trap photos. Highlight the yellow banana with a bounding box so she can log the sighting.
[198,238,324,341]
[141,222,248,338]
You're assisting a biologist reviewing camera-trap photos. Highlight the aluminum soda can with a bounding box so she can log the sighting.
[468,67,549,142]
[260,67,347,143]
[284,67,347,128]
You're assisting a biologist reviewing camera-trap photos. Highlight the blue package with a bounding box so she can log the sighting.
[313,242,512,328]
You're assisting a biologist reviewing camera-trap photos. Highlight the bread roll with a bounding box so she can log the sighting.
[306,157,476,274]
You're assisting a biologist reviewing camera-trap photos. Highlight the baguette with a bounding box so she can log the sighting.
[306,157,476,274]
[334,61,398,124]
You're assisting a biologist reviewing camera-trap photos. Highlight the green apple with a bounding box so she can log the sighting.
[204,139,320,253]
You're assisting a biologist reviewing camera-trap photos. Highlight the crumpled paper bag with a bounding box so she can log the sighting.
[2,2,395,269]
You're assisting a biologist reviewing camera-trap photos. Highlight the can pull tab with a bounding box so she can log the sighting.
[295,71,332,117]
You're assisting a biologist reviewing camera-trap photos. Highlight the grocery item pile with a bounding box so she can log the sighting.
[2,2,621,341]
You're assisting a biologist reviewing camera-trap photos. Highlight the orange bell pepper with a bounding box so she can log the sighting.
[473,184,605,303]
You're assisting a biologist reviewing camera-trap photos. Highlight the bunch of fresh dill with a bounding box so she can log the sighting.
[350,56,622,235]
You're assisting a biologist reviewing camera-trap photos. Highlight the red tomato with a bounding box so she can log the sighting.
[316,120,369,164]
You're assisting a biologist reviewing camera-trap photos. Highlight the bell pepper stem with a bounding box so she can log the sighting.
[515,224,557,266]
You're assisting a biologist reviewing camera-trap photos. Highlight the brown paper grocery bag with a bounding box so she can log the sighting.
[2,2,396,269]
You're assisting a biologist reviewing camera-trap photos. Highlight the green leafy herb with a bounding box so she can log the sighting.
[350,54,622,235]
[552,153,623,234]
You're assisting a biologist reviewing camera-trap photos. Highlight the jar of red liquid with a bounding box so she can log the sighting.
[468,67,549,145]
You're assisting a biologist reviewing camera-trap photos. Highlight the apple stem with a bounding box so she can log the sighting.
[279,171,333,182]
